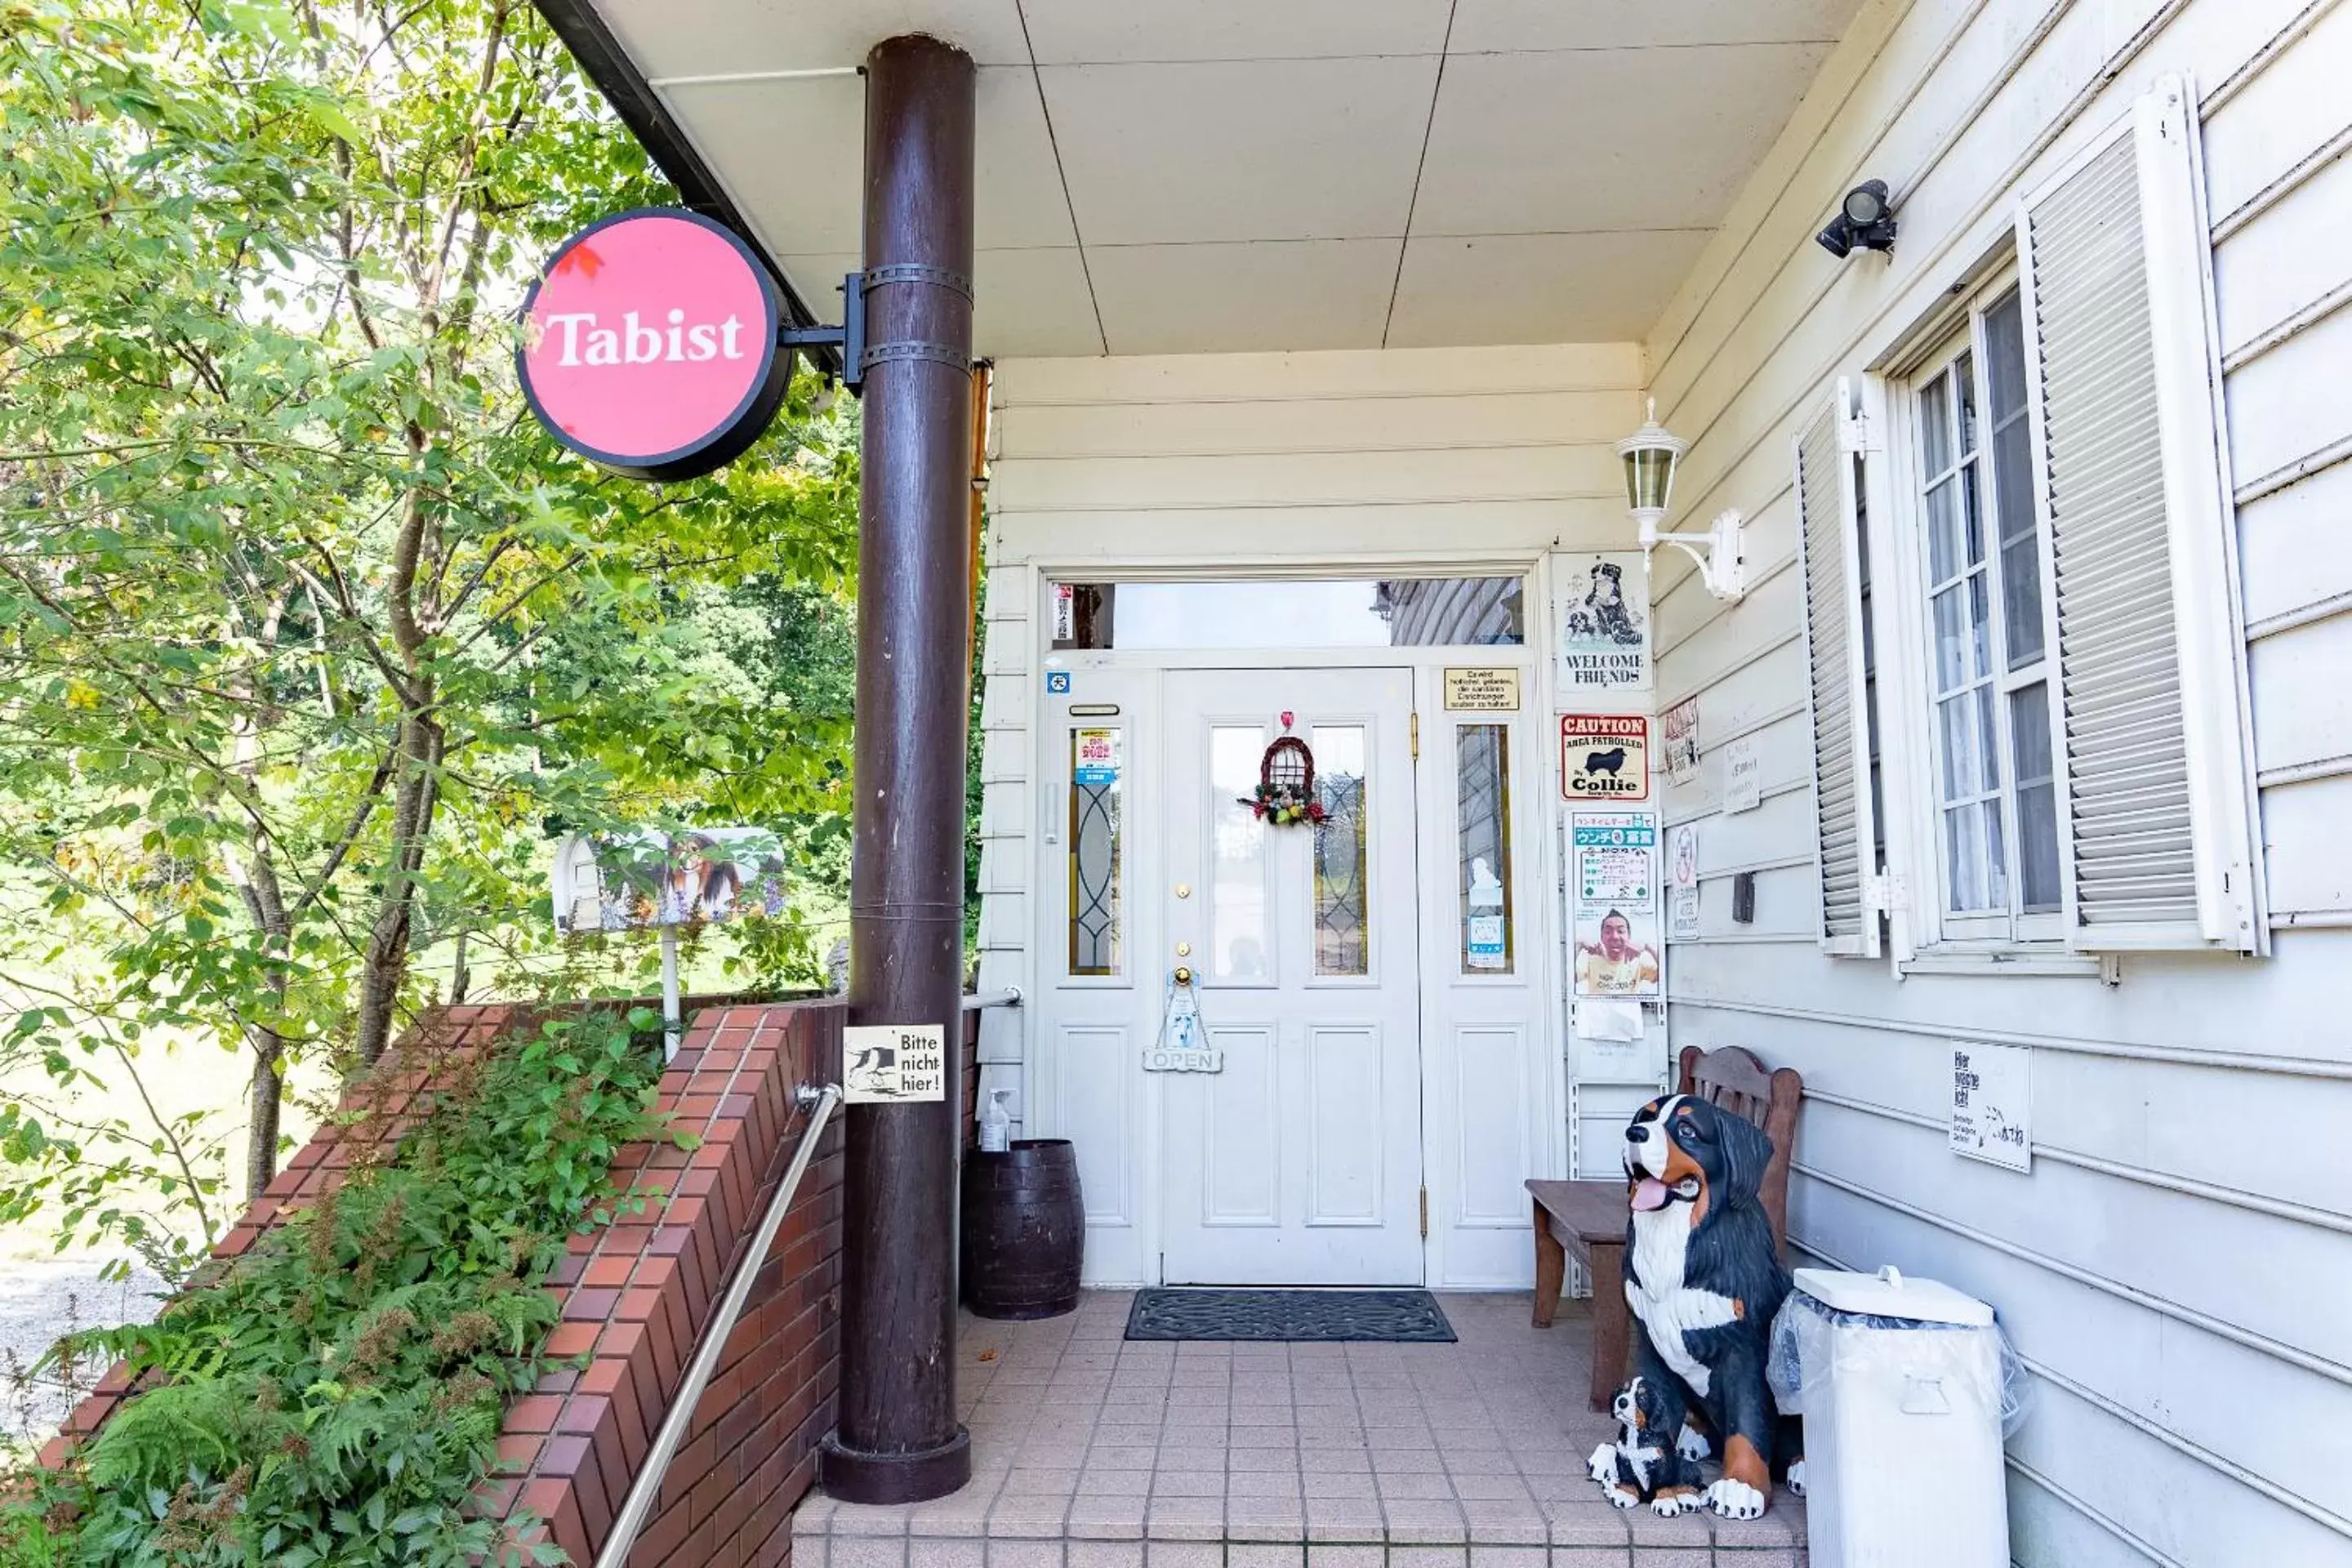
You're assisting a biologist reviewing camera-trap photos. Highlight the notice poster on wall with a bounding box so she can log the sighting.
[1554,551,1652,693]
[1570,811,1661,1000]
[1668,823,1702,943]
[1662,697,1700,786]
[1561,714,1650,804]
[1723,737,1762,813]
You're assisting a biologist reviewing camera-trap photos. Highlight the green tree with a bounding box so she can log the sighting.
[0,0,860,1253]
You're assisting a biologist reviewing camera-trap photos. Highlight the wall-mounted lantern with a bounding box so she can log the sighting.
[1615,399,1746,601]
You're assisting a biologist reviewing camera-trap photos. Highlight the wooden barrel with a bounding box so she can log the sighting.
[962,1139,1084,1320]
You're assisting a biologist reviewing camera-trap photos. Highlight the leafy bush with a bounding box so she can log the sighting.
[10,1009,671,1567]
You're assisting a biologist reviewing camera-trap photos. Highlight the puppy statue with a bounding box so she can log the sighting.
[1585,1374,1704,1514]
[1620,1094,1805,1519]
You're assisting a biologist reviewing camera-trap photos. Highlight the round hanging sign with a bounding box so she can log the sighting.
[517,207,791,481]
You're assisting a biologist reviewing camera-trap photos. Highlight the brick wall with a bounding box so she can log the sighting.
[496,1000,844,1568]
[39,998,852,1568]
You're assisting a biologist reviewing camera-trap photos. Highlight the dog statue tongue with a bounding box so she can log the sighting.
[1630,1177,1673,1212]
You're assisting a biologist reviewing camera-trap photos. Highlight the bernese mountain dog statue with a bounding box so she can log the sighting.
[1599,1093,1806,1520]
[1585,1374,1704,1515]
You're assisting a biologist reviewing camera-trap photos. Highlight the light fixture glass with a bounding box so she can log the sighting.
[1614,399,1688,524]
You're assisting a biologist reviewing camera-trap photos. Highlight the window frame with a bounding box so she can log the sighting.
[1886,268,2068,952]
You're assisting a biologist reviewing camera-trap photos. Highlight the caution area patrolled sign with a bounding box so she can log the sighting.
[1560,715,1650,803]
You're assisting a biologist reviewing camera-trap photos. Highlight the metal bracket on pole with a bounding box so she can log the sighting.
[778,272,871,394]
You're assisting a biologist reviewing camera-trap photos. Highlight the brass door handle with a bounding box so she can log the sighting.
[1173,966,1194,986]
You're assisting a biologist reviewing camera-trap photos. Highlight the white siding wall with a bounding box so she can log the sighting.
[973,342,1642,1139]
[1645,1,2352,1562]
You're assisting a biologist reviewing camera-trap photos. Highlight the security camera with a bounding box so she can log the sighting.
[1818,180,1898,259]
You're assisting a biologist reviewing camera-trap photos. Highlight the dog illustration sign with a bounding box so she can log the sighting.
[843,1023,947,1104]
[1561,715,1651,802]
[1554,550,1651,693]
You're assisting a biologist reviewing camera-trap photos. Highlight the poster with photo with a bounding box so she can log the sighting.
[1554,551,1651,693]
[552,827,788,934]
[1570,811,1661,999]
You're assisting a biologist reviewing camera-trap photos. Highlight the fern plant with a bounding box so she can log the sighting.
[9,1009,671,1567]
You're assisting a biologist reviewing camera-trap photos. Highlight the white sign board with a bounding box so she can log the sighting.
[1949,1041,2031,1172]
[1668,824,1702,942]
[1722,737,1762,813]
[844,1024,947,1104]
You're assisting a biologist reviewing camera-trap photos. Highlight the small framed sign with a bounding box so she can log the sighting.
[844,1024,947,1104]
[1444,667,1521,711]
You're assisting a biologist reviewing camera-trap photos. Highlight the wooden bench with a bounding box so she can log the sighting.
[1527,1045,1802,1410]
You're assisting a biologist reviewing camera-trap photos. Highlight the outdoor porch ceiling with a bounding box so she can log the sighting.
[572,0,1860,357]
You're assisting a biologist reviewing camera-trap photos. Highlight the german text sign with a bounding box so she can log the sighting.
[1444,667,1521,711]
[1561,715,1650,803]
[1949,1041,2031,1172]
[844,1024,947,1104]
[519,208,790,481]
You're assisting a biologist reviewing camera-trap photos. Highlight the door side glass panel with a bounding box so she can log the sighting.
[1310,726,1370,978]
[1456,725,1514,973]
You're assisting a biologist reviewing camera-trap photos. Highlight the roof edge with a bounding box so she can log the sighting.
[534,0,842,373]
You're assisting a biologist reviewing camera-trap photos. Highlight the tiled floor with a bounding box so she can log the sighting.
[791,1291,1807,1568]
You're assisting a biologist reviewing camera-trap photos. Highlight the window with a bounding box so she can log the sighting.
[1910,287,2061,941]
[1048,577,1524,650]
[1802,78,2265,958]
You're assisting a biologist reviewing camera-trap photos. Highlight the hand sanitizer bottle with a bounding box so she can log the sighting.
[979,1088,1015,1153]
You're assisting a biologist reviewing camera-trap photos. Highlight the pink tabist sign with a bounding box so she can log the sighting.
[517,208,789,480]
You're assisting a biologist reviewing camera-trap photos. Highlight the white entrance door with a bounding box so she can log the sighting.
[1157,668,1423,1285]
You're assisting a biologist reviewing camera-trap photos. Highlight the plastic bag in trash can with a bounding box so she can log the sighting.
[1767,1289,2033,1437]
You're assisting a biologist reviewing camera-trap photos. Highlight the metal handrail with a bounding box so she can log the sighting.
[595,1080,842,1568]
[961,987,1021,1010]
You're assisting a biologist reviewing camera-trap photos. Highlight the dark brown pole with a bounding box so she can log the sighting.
[818,33,977,1506]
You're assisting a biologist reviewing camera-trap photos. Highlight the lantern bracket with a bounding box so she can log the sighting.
[1641,510,1748,602]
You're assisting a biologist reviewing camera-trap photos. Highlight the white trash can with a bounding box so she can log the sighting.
[1772,1266,2016,1568]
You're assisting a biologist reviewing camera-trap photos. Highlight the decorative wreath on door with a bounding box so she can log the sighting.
[1241,734,1325,826]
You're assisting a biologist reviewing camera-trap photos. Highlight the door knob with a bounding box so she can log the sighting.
[1174,966,1194,986]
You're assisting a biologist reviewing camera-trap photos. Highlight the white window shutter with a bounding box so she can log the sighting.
[2018,76,2265,953]
[1796,380,1880,957]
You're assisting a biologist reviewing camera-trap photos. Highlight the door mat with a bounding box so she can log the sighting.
[1125,1289,1456,1343]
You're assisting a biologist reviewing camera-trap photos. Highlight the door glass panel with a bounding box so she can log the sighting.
[1209,726,1271,982]
[1456,725,1513,973]
[1067,728,1121,976]
[1310,726,1370,978]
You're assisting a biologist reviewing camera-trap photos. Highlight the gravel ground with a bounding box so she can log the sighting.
[0,1260,167,1449]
